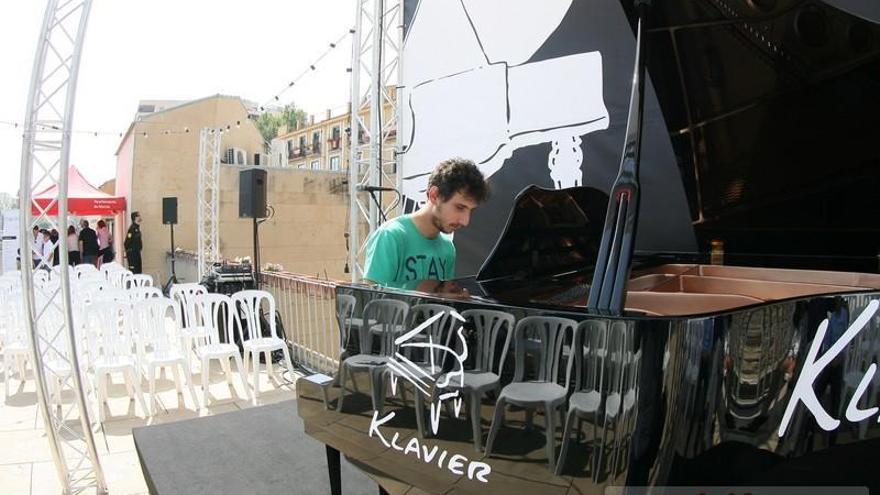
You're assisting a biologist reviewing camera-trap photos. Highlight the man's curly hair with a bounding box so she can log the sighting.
[427,158,489,204]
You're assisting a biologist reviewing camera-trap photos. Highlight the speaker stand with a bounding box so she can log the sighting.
[164,222,178,292]
[252,217,261,289]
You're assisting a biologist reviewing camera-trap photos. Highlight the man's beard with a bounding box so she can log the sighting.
[431,213,455,234]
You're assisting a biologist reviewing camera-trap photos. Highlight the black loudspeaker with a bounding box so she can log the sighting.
[162,197,178,225]
[239,168,267,218]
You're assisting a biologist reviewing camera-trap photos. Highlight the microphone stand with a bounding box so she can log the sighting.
[360,187,402,225]
[366,190,388,224]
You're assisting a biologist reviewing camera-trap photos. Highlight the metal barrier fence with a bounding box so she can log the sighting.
[262,271,341,375]
[165,249,200,284]
[162,251,342,375]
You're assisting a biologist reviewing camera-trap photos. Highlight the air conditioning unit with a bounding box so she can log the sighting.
[226,147,247,165]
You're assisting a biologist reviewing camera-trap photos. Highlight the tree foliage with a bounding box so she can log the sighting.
[254,104,308,144]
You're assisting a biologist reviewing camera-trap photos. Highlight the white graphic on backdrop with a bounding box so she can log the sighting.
[400,0,609,200]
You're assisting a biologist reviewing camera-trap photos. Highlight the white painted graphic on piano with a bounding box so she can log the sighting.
[368,308,492,482]
[369,410,491,482]
[779,299,879,436]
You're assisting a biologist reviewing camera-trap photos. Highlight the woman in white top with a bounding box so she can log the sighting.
[67,225,81,265]
[32,226,43,268]
[40,230,53,268]
[96,219,112,268]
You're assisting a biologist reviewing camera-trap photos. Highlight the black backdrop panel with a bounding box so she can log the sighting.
[400,0,697,277]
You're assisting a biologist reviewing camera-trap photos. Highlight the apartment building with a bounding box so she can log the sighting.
[272,88,398,174]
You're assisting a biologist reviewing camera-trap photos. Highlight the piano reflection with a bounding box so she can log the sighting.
[297,0,880,493]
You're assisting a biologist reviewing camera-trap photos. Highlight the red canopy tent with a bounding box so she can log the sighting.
[31,165,126,216]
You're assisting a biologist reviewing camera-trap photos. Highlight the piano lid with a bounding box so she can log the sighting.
[639,0,880,271]
[476,185,608,282]
[822,0,880,24]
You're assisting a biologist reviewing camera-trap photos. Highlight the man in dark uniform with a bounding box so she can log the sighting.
[124,211,143,274]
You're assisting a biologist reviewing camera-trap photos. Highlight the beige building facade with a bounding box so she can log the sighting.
[272,88,398,176]
[114,95,352,282]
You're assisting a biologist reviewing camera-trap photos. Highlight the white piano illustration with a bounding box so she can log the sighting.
[399,0,610,200]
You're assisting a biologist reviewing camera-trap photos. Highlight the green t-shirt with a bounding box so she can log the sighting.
[364,215,456,288]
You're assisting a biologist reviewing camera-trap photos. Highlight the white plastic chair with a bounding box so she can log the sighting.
[135,297,198,415]
[33,270,49,289]
[74,263,99,279]
[125,274,153,289]
[85,301,147,421]
[109,269,133,289]
[100,261,124,277]
[75,279,111,305]
[129,286,162,301]
[91,289,131,305]
[2,294,29,398]
[232,290,294,402]
[37,304,93,418]
[194,293,250,406]
[50,264,74,281]
[169,283,209,362]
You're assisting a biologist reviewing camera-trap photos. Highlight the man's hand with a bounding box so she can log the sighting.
[435,280,470,299]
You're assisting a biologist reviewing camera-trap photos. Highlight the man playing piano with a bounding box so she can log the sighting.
[363,158,489,293]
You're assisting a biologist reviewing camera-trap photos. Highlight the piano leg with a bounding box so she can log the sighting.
[325,444,341,495]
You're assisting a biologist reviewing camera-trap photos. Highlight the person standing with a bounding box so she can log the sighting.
[78,220,99,266]
[40,229,53,269]
[50,228,60,266]
[32,225,43,268]
[124,211,143,274]
[67,225,81,265]
[96,219,113,267]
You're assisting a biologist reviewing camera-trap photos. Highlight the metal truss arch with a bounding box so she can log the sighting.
[18,0,107,493]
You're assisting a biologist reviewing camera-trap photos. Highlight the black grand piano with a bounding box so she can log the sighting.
[297,0,880,493]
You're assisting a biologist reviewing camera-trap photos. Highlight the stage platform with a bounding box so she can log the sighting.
[133,400,374,495]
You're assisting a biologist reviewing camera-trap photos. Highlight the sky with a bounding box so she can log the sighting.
[0,0,356,196]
